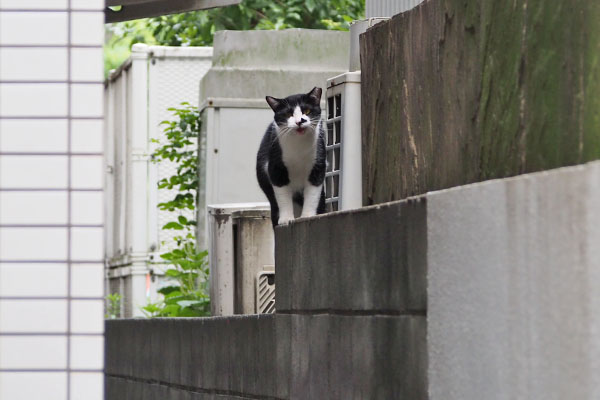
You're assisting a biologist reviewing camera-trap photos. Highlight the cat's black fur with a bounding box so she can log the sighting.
[256,87,326,227]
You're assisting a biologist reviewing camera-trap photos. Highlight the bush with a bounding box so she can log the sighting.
[142,103,210,317]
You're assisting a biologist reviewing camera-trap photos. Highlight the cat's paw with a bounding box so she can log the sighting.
[278,216,294,226]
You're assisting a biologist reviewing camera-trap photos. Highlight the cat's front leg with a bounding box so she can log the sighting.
[300,183,323,218]
[273,186,295,225]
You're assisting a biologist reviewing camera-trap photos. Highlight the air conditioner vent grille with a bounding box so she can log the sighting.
[257,270,275,314]
[325,92,342,212]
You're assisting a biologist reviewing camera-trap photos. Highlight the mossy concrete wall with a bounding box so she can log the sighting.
[360,0,600,205]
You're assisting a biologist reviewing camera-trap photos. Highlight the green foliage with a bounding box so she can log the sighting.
[142,103,210,318]
[104,20,156,77]
[104,0,365,75]
[143,245,210,317]
[152,104,200,213]
[147,0,365,46]
[105,293,122,319]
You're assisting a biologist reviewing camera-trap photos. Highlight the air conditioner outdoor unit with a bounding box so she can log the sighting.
[207,203,274,316]
[324,71,362,211]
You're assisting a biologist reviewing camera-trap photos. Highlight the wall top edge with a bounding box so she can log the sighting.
[107,313,277,324]
[275,160,600,230]
[105,45,214,85]
[426,160,600,200]
[131,43,214,58]
[208,202,271,215]
[200,97,271,110]
[327,71,362,88]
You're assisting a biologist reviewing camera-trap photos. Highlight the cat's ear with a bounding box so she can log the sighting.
[266,96,281,111]
[307,87,322,104]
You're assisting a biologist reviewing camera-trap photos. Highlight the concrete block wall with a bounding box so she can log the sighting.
[275,197,427,313]
[106,315,426,399]
[106,161,600,399]
[427,161,600,400]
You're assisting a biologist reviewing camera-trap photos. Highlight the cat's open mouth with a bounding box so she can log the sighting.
[296,127,306,134]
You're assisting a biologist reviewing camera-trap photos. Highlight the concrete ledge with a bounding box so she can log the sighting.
[275,197,427,313]
[106,315,282,399]
[106,313,426,399]
[428,161,600,400]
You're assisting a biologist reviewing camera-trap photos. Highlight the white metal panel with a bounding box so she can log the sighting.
[148,46,213,252]
[349,18,389,71]
[105,44,212,263]
[128,46,150,258]
[104,81,116,259]
[326,72,362,211]
[110,68,127,260]
[204,107,273,206]
[366,0,424,17]
[207,203,270,316]
[338,73,362,210]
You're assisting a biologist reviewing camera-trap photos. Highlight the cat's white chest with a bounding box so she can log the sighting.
[280,133,316,190]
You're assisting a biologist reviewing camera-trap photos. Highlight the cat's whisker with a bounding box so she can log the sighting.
[276,127,294,140]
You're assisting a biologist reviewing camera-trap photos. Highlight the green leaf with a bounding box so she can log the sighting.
[165,269,182,278]
[157,285,180,295]
[177,300,202,308]
[162,222,184,230]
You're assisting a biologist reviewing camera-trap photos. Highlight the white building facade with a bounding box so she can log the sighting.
[0,1,105,399]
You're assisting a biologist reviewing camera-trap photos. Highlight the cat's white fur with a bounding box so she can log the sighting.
[272,105,323,225]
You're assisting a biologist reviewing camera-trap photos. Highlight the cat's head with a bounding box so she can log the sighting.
[265,87,322,135]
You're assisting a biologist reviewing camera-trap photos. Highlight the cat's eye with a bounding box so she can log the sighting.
[304,109,310,115]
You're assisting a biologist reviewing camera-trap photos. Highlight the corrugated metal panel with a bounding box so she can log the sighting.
[366,0,424,17]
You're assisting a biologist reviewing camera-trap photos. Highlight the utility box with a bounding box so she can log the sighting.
[207,204,274,316]
[104,44,213,317]
[196,29,350,247]
[233,209,275,314]
[324,71,362,211]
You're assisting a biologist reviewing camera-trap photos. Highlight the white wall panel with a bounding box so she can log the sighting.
[366,0,424,17]
[0,5,104,399]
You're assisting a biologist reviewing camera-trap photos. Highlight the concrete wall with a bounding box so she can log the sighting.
[360,0,600,205]
[428,161,600,400]
[106,161,600,399]
[275,198,427,313]
[106,315,426,399]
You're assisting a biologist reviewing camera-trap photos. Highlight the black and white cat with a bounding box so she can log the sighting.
[256,87,326,227]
